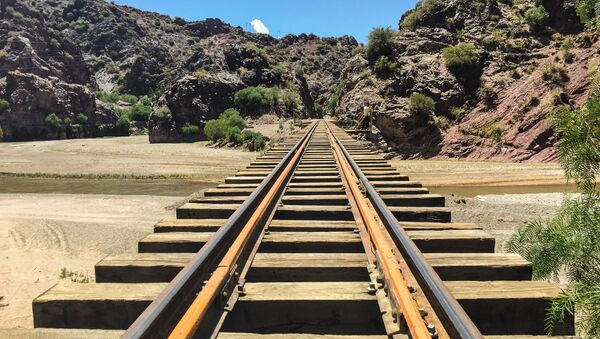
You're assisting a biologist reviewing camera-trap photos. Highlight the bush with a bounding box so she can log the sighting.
[576,0,600,28]
[524,6,549,30]
[128,104,152,121]
[315,103,325,117]
[328,81,345,113]
[154,107,170,119]
[0,126,3,139]
[561,37,575,50]
[96,91,119,103]
[281,90,301,115]
[401,0,439,31]
[225,126,242,143]
[204,109,247,142]
[0,99,9,112]
[478,83,497,104]
[271,64,286,78]
[234,86,280,116]
[367,27,397,63]
[450,107,466,118]
[542,63,570,85]
[409,93,436,117]
[76,113,88,124]
[139,96,152,106]
[373,56,399,76]
[116,114,130,130]
[119,94,138,104]
[45,114,63,131]
[181,123,200,136]
[480,120,503,141]
[294,67,305,76]
[442,43,481,77]
[483,30,508,49]
[241,130,266,151]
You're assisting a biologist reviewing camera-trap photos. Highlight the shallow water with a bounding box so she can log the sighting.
[430,183,579,197]
[0,177,217,196]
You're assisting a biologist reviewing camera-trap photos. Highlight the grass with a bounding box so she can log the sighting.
[0,172,202,180]
[59,268,91,283]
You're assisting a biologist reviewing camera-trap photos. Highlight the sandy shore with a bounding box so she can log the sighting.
[0,132,573,329]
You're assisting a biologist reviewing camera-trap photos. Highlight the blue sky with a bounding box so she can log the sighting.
[111,0,419,44]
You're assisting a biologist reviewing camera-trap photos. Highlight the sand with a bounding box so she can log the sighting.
[0,132,573,329]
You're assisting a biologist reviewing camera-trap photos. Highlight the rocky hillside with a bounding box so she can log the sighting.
[335,0,599,161]
[1,0,598,163]
[0,0,356,141]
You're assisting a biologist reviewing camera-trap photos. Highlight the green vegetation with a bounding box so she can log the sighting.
[561,37,575,51]
[154,107,170,119]
[471,0,487,12]
[281,90,301,115]
[116,114,130,130]
[366,27,397,63]
[576,0,600,30]
[524,6,549,30]
[203,109,266,151]
[119,94,138,104]
[478,83,497,104]
[139,96,152,106]
[373,56,399,76]
[483,30,508,49]
[45,114,63,131]
[271,64,286,78]
[204,109,247,142]
[352,45,366,56]
[76,113,88,124]
[480,120,504,141]
[181,123,200,136]
[0,99,10,112]
[294,66,305,76]
[117,103,152,122]
[450,107,466,119]
[328,81,345,113]
[234,86,280,116]
[542,63,570,85]
[315,103,325,118]
[409,93,436,117]
[0,126,4,140]
[59,268,90,283]
[442,43,481,79]
[96,91,119,103]
[401,0,439,31]
[507,78,600,336]
[193,69,209,78]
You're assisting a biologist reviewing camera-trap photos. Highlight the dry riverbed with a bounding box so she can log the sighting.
[0,132,572,328]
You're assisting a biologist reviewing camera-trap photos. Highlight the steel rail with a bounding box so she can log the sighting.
[327,122,483,339]
[122,123,318,339]
[325,124,432,339]
[169,123,316,338]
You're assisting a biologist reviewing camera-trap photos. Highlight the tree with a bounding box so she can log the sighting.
[507,77,600,336]
[367,27,397,63]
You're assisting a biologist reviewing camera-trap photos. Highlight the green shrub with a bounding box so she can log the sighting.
[281,90,301,115]
[45,114,63,131]
[0,126,3,139]
[96,91,119,103]
[128,104,152,121]
[367,27,397,63]
[524,6,549,30]
[225,126,242,143]
[483,30,508,49]
[327,81,345,113]
[154,107,170,119]
[450,107,466,118]
[116,114,130,130]
[315,103,325,117]
[119,94,138,104]
[442,43,481,76]
[139,96,152,106]
[401,0,439,31]
[561,37,575,50]
[181,123,200,136]
[193,69,209,78]
[76,113,88,124]
[294,67,305,76]
[478,83,497,104]
[409,93,436,117]
[241,131,266,151]
[542,63,570,85]
[234,86,280,115]
[480,120,503,141]
[0,99,9,112]
[352,45,366,56]
[576,0,600,28]
[373,56,399,76]
[271,64,286,77]
[204,109,246,142]
[204,119,226,141]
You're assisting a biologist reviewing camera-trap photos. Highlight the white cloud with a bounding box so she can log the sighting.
[250,19,270,35]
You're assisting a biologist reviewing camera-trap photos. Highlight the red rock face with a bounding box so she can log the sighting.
[438,39,599,162]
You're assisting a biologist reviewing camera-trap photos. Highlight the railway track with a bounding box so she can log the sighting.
[7,120,574,338]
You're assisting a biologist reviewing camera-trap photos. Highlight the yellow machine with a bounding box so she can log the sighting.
[345,106,373,133]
